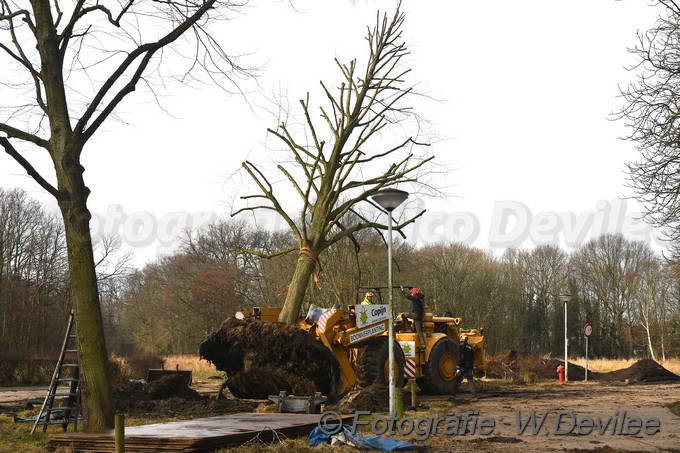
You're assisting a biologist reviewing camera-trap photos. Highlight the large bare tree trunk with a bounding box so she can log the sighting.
[56,156,114,430]
[33,0,115,423]
[3,0,250,432]
[279,253,316,324]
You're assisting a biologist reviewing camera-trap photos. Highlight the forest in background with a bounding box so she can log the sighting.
[2,187,679,362]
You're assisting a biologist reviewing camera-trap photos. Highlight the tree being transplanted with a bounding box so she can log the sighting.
[0,0,250,430]
[233,5,437,324]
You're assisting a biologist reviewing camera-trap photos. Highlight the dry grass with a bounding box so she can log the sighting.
[163,355,225,381]
[0,414,49,453]
[570,357,680,375]
[166,355,680,384]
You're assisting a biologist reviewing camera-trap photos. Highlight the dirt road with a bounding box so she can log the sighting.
[0,387,48,405]
[2,380,679,452]
[416,381,680,452]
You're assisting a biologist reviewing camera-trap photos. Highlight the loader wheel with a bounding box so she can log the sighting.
[356,337,405,388]
[417,337,458,395]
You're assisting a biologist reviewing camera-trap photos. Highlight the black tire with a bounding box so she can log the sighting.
[417,337,458,395]
[355,336,405,388]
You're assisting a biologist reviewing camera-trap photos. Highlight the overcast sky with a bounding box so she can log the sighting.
[0,0,668,265]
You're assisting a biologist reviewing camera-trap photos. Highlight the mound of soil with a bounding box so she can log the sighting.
[485,350,535,379]
[335,382,389,414]
[486,350,597,382]
[113,374,257,416]
[199,317,343,402]
[599,358,680,384]
[542,358,595,381]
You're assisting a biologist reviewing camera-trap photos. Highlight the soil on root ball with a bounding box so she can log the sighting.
[334,382,389,414]
[199,317,343,402]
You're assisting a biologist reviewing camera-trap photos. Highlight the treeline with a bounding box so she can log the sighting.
[2,188,679,361]
[0,188,68,355]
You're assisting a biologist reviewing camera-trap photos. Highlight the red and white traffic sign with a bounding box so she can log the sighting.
[583,323,593,337]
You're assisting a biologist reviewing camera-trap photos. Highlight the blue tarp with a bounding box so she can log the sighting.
[13,408,81,424]
[308,424,426,451]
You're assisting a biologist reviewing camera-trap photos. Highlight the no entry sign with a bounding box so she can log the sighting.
[583,323,593,337]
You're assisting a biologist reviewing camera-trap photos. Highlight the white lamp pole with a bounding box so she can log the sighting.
[559,293,573,382]
[371,188,409,419]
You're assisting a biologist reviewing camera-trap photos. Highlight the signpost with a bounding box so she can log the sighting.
[583,323,593,381]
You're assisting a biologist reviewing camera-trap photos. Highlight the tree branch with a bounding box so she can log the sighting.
[77,0,220,141]
[0,137,58,197]
[0,123,49,148]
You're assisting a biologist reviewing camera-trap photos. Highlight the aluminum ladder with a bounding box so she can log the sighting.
[31,310,80,434]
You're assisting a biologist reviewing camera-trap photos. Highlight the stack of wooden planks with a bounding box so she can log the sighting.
[48,412,351,452]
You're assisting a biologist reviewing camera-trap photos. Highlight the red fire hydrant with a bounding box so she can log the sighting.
[557,364,565,383]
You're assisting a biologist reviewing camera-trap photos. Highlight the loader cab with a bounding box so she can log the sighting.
[354,286,387,305]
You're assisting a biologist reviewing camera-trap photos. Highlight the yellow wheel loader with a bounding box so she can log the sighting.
[200,287,486,400]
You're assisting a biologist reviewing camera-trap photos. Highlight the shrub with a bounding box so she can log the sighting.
[117,352,165,380]
[516,354,542,385]
[108,358,125,385]
[0,354,17,385]
[0,354,58,386]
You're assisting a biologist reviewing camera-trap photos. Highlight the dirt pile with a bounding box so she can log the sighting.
[335,382,389,413]
[542,358,594,381]
[599,358,680,384]
[113,374,257,416]
[199,317,343,402]
[486,352,679,384]
[486,350,596,382]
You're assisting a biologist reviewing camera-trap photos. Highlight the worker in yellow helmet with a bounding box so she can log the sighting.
[360,292,374,305]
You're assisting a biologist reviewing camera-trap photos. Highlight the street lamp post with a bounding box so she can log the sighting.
[371,188,409,419]
[559,293,573,382]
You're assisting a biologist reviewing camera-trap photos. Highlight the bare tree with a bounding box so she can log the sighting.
[0,187,68,354]
[0,0,250,429]
[616,1,680,260]
[233,5,436,324]
[180,219,282,306]
[572,234,652,357]
[635,256,662,360]
[519,245,569,354]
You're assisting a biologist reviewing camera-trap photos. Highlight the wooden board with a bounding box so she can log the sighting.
[47,412,352,452]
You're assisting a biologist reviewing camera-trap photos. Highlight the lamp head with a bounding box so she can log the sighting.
[371,188,409,212]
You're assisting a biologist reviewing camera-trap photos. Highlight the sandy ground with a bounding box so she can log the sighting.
[0,381,220,406]
[416,381,680,452]
[2,380,679,452]
[0,387,48,405]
